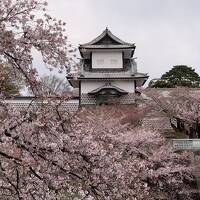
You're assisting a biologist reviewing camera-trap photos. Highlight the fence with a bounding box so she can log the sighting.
[171,139,200,150]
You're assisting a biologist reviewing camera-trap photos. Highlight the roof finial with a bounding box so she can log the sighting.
[106,27,108,31]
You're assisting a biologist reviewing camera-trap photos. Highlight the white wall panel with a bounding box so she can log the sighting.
[81,81,105,93]
[81,80,135,93]
[112,80,135,93]
[92,52,122,69]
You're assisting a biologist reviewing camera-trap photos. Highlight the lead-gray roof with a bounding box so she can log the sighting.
[79,28,135,48]
[78,72,148,79]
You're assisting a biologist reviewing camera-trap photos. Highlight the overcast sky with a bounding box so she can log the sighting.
[36,0,200,81]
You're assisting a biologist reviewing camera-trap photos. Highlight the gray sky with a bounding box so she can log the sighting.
[36,0,200,81]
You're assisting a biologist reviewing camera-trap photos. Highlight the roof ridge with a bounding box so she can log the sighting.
[80,28,135,47]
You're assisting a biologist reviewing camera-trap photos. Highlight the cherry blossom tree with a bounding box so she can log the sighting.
[0,1,197,199]
[39,75,71,96]
[0,0,77,95]
[0,104,196,199]
[144,88,200,138]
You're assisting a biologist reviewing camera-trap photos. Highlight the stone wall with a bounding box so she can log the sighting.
[4,99,79,112]
[80,93,135,105]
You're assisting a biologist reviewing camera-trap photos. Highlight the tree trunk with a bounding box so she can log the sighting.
[169,118,178,132]
[195,119,200,138]
[176,118,185,132]
[189,127,194,139]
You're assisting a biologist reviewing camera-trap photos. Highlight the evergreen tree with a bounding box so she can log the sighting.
[152,65,200,88]
[0,64,22,96]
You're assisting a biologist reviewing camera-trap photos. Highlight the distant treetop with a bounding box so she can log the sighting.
[151,65,200,88]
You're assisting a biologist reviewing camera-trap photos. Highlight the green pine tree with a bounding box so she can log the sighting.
[152,65,200,88]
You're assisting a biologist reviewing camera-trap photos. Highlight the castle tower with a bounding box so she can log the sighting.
[67,28,148,105]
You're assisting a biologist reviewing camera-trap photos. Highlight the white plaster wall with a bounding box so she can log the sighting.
[81,80,135,93]
[92,51,122,69]
[112,80,135,93]
[81,81,105,93]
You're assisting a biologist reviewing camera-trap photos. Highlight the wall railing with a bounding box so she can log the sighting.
[171,139,200,150]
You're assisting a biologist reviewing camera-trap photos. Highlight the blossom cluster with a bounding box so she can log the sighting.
[0,104,195,199]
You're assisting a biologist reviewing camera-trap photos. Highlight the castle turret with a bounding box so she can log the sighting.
[67,28,148,105]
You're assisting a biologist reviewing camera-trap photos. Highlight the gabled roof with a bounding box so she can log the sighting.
[79,28,135,48]
[88,83,128,95]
